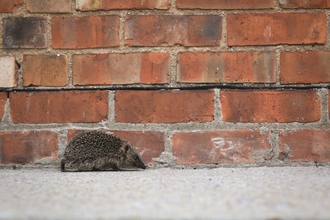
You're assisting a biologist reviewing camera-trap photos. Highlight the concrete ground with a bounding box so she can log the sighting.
[0,166,330,220]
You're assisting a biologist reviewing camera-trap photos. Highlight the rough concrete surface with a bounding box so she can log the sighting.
[0,167,330,219]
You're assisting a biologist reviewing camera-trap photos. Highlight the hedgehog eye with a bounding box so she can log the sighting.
[133,156,138,160]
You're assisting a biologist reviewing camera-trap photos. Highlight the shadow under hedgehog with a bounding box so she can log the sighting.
[61,131,146,172]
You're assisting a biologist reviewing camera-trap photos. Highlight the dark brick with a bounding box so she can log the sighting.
[3,17,47,49]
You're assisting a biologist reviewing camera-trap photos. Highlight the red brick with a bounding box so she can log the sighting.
[23,55,68,87]
[172,130,272,164]
[52,16,119,49]
[279,130,330,162]
[0,131,58,164]
[26,0,71,13]
[10,90,108,124]
[73,53,170,85]
[177,0,273,9]
[0,0,23,12]
[0,93,6,120]
[220,90,321,123]
[279,0,330,8]
[67,130,165,164]
[76,0,170,10]
[178,52,276,83]
[227,13,326,46]
[115,90,214,123]
[125,15,222,46]
[3,17,47,48]
[0,57,18,88]
[281,51,330,84]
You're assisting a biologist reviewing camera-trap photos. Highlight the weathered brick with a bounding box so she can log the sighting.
[23,55,68,87]
[220,90,321,123]
[0,0,23,12]
[279,130,330,162]
[52,16,119,49]
[76,0,170,10]
[26,0,71,13]
[0,57,18,88]
[115,90,214,123]
[0,93,6,120]
[3,17,47,48]
[172,130,272,164]
[177,0,274,9]
[0,131,58,164]
[281,51,330,84]
[10,90,108,124]
[67,130,165,164]
[125,15,222,46]
[279,0,330,8]
[227,13,326,46]
[73,53,170,85]
[178,52,276,83]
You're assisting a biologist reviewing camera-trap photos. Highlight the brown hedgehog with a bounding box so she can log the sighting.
[61,131,146,172]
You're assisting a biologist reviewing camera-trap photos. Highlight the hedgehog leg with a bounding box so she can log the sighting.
[91,158,110,171]
[77,163,91,171]
[100,162,119,171]
[110,163,123,171]
[61,159,66,172]
[78,167,90,171]
[93,162,121,171]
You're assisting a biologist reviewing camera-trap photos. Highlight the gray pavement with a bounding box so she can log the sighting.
[0,166,330,220]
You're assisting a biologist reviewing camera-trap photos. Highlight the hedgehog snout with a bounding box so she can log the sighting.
[134,156,146,169]
[139,162,146,169]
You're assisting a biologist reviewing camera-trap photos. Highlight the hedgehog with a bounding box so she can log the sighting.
[61,131,146,172]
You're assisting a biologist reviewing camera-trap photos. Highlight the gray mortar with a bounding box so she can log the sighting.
[107,90,116,126]
[318,88,329,125]
[268,130,280,163]
[1,98,11,125]
[214,89,222,123]
[327,12,330,48]
[57,129,68,158]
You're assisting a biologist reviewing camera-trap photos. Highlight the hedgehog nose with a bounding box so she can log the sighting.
[140,163,146,169]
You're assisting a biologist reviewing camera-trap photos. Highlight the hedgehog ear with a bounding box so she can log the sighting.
[125,144,130,152]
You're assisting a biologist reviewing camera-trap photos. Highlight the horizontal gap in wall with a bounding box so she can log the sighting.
[1,84,330,93]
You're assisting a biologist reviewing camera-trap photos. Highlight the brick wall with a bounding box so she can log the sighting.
[0,0,330,168]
